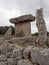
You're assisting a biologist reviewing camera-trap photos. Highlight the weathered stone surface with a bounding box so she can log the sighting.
[15,22,31,37]
[39,49,49,65]
[9,14,35,24]
[12,45,23,60]
[6,43,14,58]
[0,62,7,65]
[7,58,16,65]
[9,37,36,46]
[23,46,33,59]
[36,8,47,47]
[3,28,12,40]
[1,42,49,65]
[0,42,14,57]
[0,54,7,61]
[17,59,33,65]
[31,48,49,65]
[0,43,8,54]
[9,14,35,37]
[31,47,40,64]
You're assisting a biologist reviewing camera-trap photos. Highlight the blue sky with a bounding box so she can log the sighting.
[0,0,49,33]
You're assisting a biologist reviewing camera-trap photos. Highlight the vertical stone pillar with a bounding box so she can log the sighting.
[4,28,12,39]
[36,8,47,47]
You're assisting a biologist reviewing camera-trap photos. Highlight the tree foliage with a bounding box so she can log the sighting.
[0,26,15,35]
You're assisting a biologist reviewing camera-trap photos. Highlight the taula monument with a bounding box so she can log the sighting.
[9,8,47,47]
[9,14,35,37]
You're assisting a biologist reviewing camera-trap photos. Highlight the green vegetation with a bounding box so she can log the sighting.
[0,26,15,35]
[0,26,49,36]
[32,33,38,36]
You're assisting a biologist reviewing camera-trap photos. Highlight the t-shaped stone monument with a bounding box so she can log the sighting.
[9,14,35,37]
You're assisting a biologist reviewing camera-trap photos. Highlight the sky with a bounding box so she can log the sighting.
[0,0,49,33]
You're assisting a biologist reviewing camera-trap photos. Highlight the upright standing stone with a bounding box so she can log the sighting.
[4,28,12,39]
[36,8,47,47]
[9,14,35,37]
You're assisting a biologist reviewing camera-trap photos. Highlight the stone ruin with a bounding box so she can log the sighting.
[9,14,35,37]
[9,8,47,47]
[0,8,49,65]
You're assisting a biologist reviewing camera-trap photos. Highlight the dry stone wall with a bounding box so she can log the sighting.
[0,42,49,65]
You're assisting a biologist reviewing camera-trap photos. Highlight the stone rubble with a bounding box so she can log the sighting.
[0,42,49,65]
[12,45,23,60]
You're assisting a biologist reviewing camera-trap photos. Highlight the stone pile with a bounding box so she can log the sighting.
[9,36,37,47]
[0,42,49,65]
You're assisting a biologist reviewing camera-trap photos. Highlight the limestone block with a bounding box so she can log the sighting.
[9,14,35,24]
[0,62,7,65]
[23,46,33,59]
[31,48,49,65]
[9,37,36,47]
[31,48,40,64]
[39,49,49,65]
[17,59,33,65]
[0,43,8,54]
[7,58,16,65]
[6,43,14,58]
[0,42,14,57]
[12,45,23,60]
[0,54,7,62]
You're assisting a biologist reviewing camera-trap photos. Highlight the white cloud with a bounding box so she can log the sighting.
[0,7,21,26]
[31,21,38,33]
